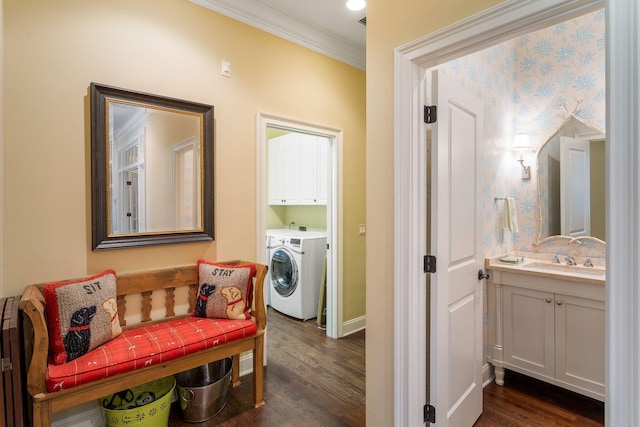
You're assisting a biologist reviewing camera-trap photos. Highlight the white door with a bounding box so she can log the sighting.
[560,136,591,237]
[430,69,484,426]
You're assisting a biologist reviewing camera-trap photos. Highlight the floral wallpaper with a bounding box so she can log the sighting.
[435,8,606,260]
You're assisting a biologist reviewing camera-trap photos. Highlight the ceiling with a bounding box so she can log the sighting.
[188,0,366,70]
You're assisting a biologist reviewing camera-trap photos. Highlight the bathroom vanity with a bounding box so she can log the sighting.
[485,253,605,401]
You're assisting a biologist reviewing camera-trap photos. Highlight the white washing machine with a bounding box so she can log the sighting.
[266,230,326,320]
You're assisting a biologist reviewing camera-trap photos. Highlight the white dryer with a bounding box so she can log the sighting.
[266,230,326,320]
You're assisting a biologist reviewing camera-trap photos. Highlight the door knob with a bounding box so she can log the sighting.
[478,270,490,280]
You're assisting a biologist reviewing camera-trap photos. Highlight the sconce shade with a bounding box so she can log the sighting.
[512,133,531,151]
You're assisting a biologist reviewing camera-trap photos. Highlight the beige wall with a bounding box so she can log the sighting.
[366,0,502,424]
[2,0,366,325]
[0,0,4,297]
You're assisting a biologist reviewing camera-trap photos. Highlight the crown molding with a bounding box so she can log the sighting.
[189,0,365,70]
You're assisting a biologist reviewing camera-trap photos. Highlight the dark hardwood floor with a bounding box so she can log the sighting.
[168,307,366,426]
[168,307,604,426]
[475,371,604,427]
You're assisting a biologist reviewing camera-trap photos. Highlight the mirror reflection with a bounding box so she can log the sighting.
[108,101,202,235]
[91,83,214,250]
[537,115,605,242]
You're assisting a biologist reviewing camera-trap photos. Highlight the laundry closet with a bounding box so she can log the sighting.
[265,128,330,325]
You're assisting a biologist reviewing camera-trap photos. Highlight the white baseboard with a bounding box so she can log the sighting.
[342,315,366,336]
[239,351,255,376]
[52,401,105,427]
[482,363,495,387]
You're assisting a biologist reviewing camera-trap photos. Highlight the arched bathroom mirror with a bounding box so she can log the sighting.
[91,83,214,250]
[535,113,605,244]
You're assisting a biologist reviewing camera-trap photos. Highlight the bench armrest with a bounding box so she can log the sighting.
[19,284,49,395]
[252,263,268,331]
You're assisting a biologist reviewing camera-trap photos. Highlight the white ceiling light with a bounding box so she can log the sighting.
[346,0,366,11]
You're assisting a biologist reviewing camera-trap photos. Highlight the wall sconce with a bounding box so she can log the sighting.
[512,133,532,180]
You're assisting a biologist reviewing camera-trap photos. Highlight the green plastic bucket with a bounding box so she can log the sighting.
[99,376,175,427]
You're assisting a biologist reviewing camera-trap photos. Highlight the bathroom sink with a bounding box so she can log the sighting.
[523,261,606,278]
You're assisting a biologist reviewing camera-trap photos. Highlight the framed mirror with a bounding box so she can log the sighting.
[535,113,605,244]
[91,83,214,250]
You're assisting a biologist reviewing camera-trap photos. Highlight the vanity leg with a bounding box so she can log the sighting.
[490,280,505,386]
[495,366,505,386]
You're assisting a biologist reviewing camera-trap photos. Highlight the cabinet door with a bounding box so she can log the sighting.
[555,294,605,397]
[268,134,301,205]
[316,136,329,205]
[503,286,555,378]
[268,136,285,204]
[282,135,301,204]
[298,134,319,204]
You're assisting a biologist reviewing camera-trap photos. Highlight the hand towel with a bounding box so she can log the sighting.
[504,197,519,233]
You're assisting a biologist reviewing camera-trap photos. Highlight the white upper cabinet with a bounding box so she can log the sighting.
[268,133,328,205]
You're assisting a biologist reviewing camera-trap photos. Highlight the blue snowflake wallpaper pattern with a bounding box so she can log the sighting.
[431,9,605,362]
[436,8,605,260]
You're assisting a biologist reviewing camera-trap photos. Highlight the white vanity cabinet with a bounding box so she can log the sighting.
[487,266,605,401]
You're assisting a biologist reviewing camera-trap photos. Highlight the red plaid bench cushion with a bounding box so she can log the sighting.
[46,317,256,392]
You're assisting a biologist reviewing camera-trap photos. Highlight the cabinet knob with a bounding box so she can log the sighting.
[556,300,563,306]
[545,298,552,303]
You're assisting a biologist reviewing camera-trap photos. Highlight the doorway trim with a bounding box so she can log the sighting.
[393,0,609,425]
[256,112,344,338]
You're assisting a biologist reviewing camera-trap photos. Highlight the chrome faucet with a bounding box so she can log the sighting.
[565,255,577,266]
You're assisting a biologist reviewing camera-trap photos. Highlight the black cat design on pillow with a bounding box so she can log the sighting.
[63,305,97,362]
[194,283,217,317]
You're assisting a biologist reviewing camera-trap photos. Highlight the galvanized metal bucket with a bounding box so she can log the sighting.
[174,358,232,423]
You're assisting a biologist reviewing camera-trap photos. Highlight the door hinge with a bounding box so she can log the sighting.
[327,243,330,250]
[424,255,437,273]
[424,105,437,124]
[424,404,436,423]
[1,358,12,373]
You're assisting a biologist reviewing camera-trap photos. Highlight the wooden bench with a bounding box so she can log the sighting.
[19,260,267,426]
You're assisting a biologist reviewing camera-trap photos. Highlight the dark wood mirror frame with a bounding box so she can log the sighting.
[91,82,214,250]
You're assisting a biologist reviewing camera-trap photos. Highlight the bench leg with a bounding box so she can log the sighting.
[253,335,265,407]
[33,398,52,427]
[232,354,241,387]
